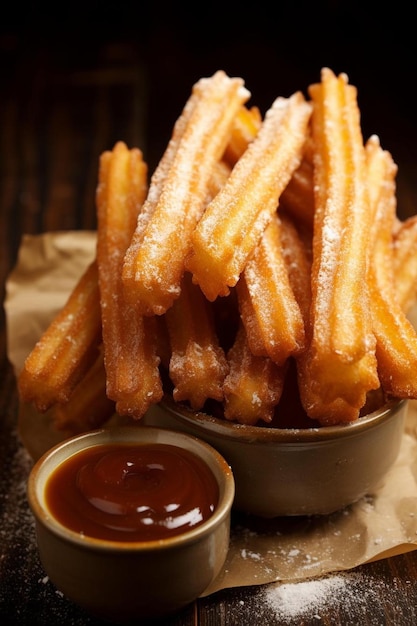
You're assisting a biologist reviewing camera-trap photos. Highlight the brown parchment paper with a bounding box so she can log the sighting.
[5,232,417,596]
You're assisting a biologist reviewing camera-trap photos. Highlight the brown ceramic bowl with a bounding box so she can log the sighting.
[27,426,235,622]
[144,396,407,518]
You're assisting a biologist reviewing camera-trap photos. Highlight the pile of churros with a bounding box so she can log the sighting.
[18,68,417,432]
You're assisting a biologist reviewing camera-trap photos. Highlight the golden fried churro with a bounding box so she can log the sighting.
[222,105,262,167]
[223,323,286,425]
[393,215,417,313]
[236,213,305,365]
[165,272,229,410]
[96,141,163,417]
[206,160,232,204]
[112,316,163,417]
[122,70,250,316]
[205,105,262,203]
[298,68,379,424]
[51,348,115,433]
[365,135,417,398]
[279,212,312,319]
[18,260,102,412]
[186,91,312,301]
[280,135,315,231]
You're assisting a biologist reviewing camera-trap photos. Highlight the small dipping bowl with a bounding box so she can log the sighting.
[27,426,235,622]
[144,396,407,518]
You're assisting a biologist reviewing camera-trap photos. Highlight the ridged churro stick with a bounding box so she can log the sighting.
[206,105,263,204]
[122,70,250,315]
[279,135,315,231]
[18,260,102,412]
[393,215,417,313]
[165,272,229,410]
[223,323,286,425]
[206,160,231,205]
[222,105,262,167]
[237,213,305,365]
[96,141,163,418]
[279,212,312,321]
[366,135,417,397]
[205,105,262,204]
[51,348,115,433]
[299,68,379,424]
[186,91,312,301]
[225,213,310,424]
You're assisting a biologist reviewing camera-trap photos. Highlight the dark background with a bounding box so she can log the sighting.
[2,0,417,217]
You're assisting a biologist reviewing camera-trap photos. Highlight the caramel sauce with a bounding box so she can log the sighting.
[45,443,219,542]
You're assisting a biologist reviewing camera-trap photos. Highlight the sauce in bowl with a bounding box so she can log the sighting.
[44,442,219,542]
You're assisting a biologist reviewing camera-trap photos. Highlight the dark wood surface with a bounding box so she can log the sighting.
[1,6,417,624]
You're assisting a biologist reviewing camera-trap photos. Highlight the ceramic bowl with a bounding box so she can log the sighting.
[27,426,235,622]
[144,395,407,518]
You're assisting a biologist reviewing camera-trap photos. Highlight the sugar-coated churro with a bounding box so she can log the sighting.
[365,135,417,398]
[222,104,262,167]
[165,272,229,409]
[279,212,312,321]
[237,213,305,365]
[298,68,379,424]
[51,347,115,433]
[186,91,312,301]
[96,141,163,418]
[112,315,164,418]
[18,260,102,412]
[279,135,315,231]
[122,70,250,315]
[223,323,286,425]
[393,215,417,313]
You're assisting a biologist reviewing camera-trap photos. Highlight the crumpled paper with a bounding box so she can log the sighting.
[5,231,417,596]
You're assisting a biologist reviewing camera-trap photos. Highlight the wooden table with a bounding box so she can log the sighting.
[2,13,417,625]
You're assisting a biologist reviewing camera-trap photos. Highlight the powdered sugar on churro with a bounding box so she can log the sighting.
[122,70,250,315]
[186,90,312,301]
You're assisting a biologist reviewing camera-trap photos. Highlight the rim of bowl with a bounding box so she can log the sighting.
[159,395,407,444]
[27,426,235,552]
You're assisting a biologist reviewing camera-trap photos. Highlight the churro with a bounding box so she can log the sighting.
[223,323,286,425]
[165,272,229,409]
[96,141,163,417]
[112,316,163,417]
[279,212,312,320]
[186,91,312,301]
[279,135,315,231]
[51,348,115,433]
[222,104,262,167]
[205,105,261,205]
[122,70,250,316]
[366,135,417,398]
[298,68,379,424]
[393,215,417,313]
[236,213,305,365]
[18,260,102,412]
[206,160,232,205]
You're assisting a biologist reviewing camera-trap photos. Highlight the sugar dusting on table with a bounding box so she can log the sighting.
[261,570,396,622]
[0,428,96,623]
[263,572,358,619]
[0,430,35,558]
